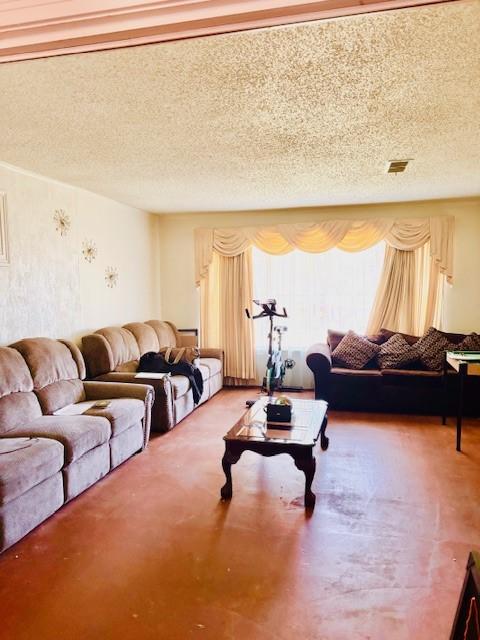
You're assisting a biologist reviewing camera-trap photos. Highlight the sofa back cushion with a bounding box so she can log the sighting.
[145,320,178,348]
[123,322,160,356]
[379,328,420,346]
[379,327,468,347]
[442,330,468,345]
[11,338,85,414]
[95,327,140,372]
[0,346,43,432]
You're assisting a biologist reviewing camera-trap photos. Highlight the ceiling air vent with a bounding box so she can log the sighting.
[387,160,410,173]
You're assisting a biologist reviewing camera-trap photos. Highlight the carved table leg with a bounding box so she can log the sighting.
[293,452,317,509]
[220,444,242,500]
[320,414,329,451]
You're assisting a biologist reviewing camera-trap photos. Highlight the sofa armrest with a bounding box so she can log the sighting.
[83,381,155,448]
[82,333,114,378]
[83,380,154,402]
[306,343,332,401]
[199,348,224,363]
[88,372,174,434]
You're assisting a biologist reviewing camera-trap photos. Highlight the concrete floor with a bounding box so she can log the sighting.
[1,389,479,640]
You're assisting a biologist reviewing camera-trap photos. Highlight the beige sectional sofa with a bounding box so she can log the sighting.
[82,320,223,432]
[0,338,154,552]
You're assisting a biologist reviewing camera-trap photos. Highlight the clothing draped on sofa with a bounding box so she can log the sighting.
[138,351,204,405]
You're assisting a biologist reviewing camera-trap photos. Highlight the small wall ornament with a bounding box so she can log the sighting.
[82,239,98,263]
[105,266,119,288]
[53,209,71,236]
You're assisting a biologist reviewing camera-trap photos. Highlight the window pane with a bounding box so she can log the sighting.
[252,243,385,350]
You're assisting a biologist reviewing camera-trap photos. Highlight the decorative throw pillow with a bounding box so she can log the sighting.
[457,332,480,351]
[327,329,386,353]
[416,327,454,371]
[377,333,420,370]
[331,330,381,370]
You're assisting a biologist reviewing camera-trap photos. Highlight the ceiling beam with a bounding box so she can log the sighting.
[0,0,456,63]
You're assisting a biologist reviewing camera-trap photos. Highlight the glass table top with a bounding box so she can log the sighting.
[225,397,328,446]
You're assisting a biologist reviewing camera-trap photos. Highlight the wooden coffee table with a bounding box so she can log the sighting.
[220,397,329,509]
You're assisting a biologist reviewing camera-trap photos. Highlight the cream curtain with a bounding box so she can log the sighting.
[200,248,256,385]
[195,216,454,286]
[366,243,444,335]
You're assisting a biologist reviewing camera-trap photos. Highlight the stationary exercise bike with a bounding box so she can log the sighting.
[245,299,296,406]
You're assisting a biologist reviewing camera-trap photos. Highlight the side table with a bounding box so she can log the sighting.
[442,351,480,452]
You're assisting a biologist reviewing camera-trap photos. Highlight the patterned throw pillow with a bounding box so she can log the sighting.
[331,330,381,370]
[378,333,420,370]
[416,327,454,371]
[328,329,386,352]
[457,332,480,351]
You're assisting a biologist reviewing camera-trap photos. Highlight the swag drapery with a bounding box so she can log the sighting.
[196,216,454,384]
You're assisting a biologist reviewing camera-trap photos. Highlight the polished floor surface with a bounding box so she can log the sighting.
[1,389,479,640]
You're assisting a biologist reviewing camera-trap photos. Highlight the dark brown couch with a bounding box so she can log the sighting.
[306,329,480,415]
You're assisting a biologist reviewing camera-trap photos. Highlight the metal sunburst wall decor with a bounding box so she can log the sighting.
[105,266,119,288]
[53,209,71,236]
[82,239,98,263]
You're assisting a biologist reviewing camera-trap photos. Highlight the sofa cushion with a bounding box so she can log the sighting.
[11,338,86,414]
[7,415,111,464]
[198,357,222,377]
[379,328,420,346]
[198,364,210,383]
[37,379,86,415]
[441,330,470,345]
[380,368,442,378]
[0,393,44,435]
[56,398,145,437]
[331,331,381,370]
[123,323,160,356]
[380,368,443,388]
[380,328,471,347]
[12,338,81,388]
[416,327,454,371]
[145,320,178,348]
[378,334,420,370]
[170,376,190,399]
[0,437,64,506]
[60,340,87,380]
[95,327,140,371]
[331,367,382,377]
[0,347,43,434]
[0,347,34,398]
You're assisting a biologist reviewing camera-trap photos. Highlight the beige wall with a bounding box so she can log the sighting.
[157,198,480,334]
[0,163,160,345]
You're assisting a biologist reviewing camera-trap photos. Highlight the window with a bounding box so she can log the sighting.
[252,243,385,351]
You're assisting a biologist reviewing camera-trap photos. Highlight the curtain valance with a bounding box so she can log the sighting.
[194,216,454,286]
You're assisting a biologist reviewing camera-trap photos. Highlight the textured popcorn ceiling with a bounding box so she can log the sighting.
[0,0,479,213]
